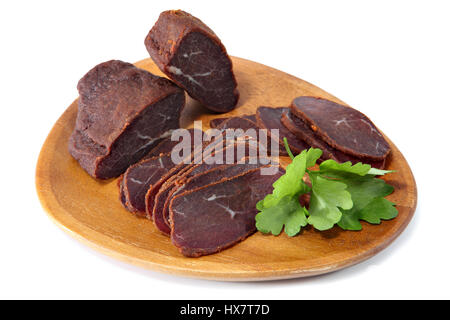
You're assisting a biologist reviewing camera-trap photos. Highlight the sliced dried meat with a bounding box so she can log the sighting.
[290,96,390,161]
[216,117,257,131]
[152,140,262,233]
[119,128,205,213]
[118,176,127,209]
[144,131,257,219]
[143,128,204,159]
[145,10,239,113]
[154,162,266,235]
[170,166,284,257]
[281,110,386,168]
[256,106,309,156]
[122,154,178,215]
[68,60,184,179]
[209,117,228,129]
[209,114,257,128]
[214,116,278,157]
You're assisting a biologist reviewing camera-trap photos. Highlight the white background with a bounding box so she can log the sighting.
[1,0,449,299]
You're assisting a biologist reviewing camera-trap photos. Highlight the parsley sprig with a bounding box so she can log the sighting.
[255,138,397,236]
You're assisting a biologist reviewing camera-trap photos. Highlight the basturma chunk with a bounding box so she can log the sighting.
[145,10,239,113]
[68,60,185,179]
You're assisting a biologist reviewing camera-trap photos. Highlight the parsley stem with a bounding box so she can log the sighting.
[283,137,295,160]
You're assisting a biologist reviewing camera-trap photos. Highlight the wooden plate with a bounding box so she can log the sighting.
[35,57,417,281]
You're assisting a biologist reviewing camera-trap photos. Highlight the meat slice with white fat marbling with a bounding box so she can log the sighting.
[290,96,390,161]
[154,162,267,235]
[120,128,205,215]
[281,110,386,168]
[169,166,284,257]
[122,154,177,215]
[256,106,309,156]
[152,140,262,234]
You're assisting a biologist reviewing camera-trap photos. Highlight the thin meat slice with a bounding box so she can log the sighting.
[290,96,390,161]
[145,10,239,113]
[215,116,276,157]
[68,60,184,179]
[154,162,266,235]
[209,117,228,129]
[119,128,205,213]
[122,154,177,215]
[281,110,386,168]
[170,166,284,257]
[216,117,258,131]
[144,131,256,218]
[118,176,127,209]
[243,114,257,124]
[143,128,204,159]
[209,114,257,129]
[256,106,309,155]
[152,140,262,234]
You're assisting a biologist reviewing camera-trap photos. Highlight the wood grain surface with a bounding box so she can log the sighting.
[35,57,417,281]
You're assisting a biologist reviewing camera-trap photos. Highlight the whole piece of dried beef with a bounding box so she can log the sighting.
[69,60,185,179]
[145,10,239,113]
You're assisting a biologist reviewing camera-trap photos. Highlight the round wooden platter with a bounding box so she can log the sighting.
[36,57,417,281]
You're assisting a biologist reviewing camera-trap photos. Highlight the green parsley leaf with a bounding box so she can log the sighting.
[319,160,371,176]
[335,172,396,230]
[307,173,353,230]
[255,195,308,236]
[367,167,396,176]
[258,147,321,209]
[255,143,397,237]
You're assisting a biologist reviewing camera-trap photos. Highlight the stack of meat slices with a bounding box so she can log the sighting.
[282,96,391,168]
[119,131,284,257]
[210,111,310,157]
[210,97,391,169]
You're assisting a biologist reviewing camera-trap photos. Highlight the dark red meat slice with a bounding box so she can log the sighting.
[214,116,278,157]
[281,111,386,169]
[209,114,257,129]
[216,117,257,131]
[256,106,309,156]
[144,131,257,218]
[154,162,266,235]
[243,114,257,124]
[122,154,177,215]
[118,176,128,209]
[209,117,229,128]
[68,60,184,179]
[145,10,239,113]
[143,128,204,159]
[290,96,390,161]
[152,141,262,234]
[169,166,284,257]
